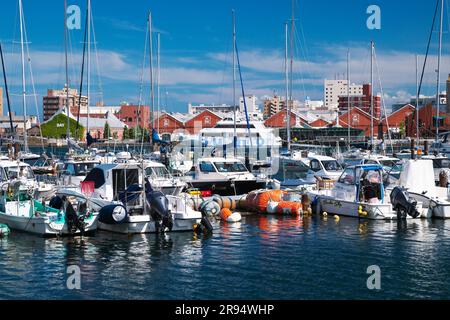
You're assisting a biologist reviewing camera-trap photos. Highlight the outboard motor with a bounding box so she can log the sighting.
[390,187,420,219]
[145,179,173,232]
[61,196,86,235]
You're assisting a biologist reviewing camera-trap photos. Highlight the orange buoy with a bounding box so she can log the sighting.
[220,208,233,221]
[276,201,303,216]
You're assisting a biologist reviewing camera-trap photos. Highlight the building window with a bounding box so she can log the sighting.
[204,116,211,125]
[164,119,170,127]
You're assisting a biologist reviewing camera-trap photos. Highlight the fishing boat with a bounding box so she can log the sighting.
[182,157,267,196]
[0,159,55,200]
[308,164,417,220]
[395,159,450,219]
[0,181,98,236]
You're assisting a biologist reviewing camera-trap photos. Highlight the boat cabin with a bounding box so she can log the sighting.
[332,164,385,204]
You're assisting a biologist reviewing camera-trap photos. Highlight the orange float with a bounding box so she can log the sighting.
[276,202,303,216]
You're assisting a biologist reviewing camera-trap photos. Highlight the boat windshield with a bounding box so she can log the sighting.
[66,163,98,176]
[433,159,450,169]
[145,166,170,178]
[5,166,35,180]
[379,160,398,170]
[214,162,248,173]
[322,160,342,171]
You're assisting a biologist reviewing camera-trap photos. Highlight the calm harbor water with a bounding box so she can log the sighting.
[1,215,450,300]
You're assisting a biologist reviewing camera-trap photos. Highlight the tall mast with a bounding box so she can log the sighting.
[285,22,289,151]
[149,12,155,139]
[19,0,28,153]
[288,0,295,152]
[436,0,444,140]
[0,43,15,137]
[64,0,70,140]
[370,41,374,148]
[347,49,350,146]
[416,54,420,142]
[232,9,237,157]
[87,0,91,137]
[157,32,161,134]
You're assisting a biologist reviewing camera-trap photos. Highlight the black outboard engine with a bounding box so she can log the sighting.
[390,187,420,219]
[61,196,86,235]
[145,179,173,232]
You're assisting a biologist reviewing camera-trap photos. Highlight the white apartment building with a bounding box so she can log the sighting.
[324,80,363,109]
[188,103,236,114]
[239,95,259,113]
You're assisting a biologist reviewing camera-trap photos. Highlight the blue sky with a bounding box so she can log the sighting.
[1,0,449,117]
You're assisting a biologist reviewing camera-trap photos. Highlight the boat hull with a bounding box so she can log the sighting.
[98,215,201,234]
[308,193,397,220]
[0,213,98,237]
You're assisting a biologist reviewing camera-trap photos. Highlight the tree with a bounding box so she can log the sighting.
[123,126,129,141]
[399,121,405,138]
[103,122,111,140]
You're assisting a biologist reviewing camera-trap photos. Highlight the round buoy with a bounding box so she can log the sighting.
[334,215,340,221]
[0,223,10,237]
[220,208,233,221]
[322,212,328,217]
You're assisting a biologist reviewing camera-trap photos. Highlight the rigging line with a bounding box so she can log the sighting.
[373,48,394,155]
[0,42,15,137]
[76,6,89,139]
[412,0,440,136]
[90,8,104,105]
[138,17,149,157]
[235,41,252,148]
[21,4,45,153]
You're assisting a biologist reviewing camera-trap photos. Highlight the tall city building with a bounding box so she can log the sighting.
[338,83,381,118]
[239,95,258,113]
[43,85,88,121]
[263,96,286,119]
[324,80,363,109]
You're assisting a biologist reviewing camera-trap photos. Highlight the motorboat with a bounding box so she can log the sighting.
[308,164,420,220]
[0,181,98,236]
[59,155,101,189]
[305,155,344,184]
[82,162,203,234]
[394,159,450,219]
[143,160,187,196]
[182,157,267,196]
[0,159,54,200]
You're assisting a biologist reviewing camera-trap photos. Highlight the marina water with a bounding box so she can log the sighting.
[1,215,450,300]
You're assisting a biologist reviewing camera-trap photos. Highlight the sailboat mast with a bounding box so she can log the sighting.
[232,10,237,157]
[347,49,350,146]
[64,0,70,140]
[436,0,444,140]
[370,41,374,148]
[157,32,161,134]
[87,0,91,137]
[288,0,295,152]
[416,54,420,142]
[19,0,28,153]
[285,22,289,151]
[0,43,15,137]
[149,12,155,140]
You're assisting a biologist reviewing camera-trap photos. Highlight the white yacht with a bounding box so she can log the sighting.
[182,157,267,196]
[305,155,344,184]
[143,160,186,196]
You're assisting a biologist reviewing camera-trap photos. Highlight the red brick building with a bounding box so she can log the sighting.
[406,104,450,138]
[338,84,381,119]
[381,104,415,135]
[264,109,309,128]
[332,107,380,137]
[309,118,331,128]
[116,105,151,129]
[155,113,186,137]
[185,110,223,134]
